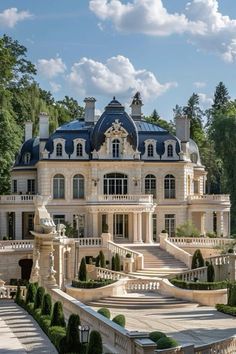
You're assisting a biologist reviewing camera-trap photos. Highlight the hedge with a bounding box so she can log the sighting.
[216,304,236,316]
[97,307,111,319]
[149,331,167,343]
[156,337,179,349]
[72,279,115,289]
[112,314,125,327]
[170,278,228,290]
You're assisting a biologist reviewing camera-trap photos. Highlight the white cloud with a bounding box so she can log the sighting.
[49,81,61,93]
[89,0,205,36]
[37,57,67,79]
[0,8,32,28]
[67,55,177,101]
[194,81,206,88]
[89,0,236,62]
[198,93,213,108]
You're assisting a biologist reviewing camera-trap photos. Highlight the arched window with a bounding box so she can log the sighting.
[112,139,120,158]
[164,174,175,199]
[145,174,156,198]
[53,174,65,199]
[73,174,84,199]
[104,173,128,195]
[147,144,154,157]
[76,143,83,157]
[56,143,63,157]
[24,153,31,164]
[167,144,173,157]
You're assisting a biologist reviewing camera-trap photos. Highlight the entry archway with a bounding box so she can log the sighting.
[19,259,33,281]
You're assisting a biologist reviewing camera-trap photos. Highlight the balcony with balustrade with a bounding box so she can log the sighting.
[0,195,36,204]
[86,194,153,205]
[188,194,230,206]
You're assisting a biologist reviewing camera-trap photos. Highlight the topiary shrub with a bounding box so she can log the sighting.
[207,263,215,282]
[41,293,52,316]
[115,253,121,271]
[87,330,103,354]
[97,307,110,319]
[25,283,37,304]
[99,250,105,268]
[34,286,45,310]
[111,256,115,271]
[51,301,66,327]
[15,285,22,305]
[95,255,100,267]
[48,326,66,352]
[149,331,167,343]
[228,282,236,306]
[112,314,125,327]
[191,249,204,269]
[156,336,179,349]
[59,313,81,354]
[78,257,87,281]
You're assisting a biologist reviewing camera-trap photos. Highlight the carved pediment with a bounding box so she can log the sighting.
[105,119,128,138]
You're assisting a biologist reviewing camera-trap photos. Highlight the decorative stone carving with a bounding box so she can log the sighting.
[33,195,56,234]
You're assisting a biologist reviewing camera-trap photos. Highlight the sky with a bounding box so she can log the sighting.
[1,0,236,120]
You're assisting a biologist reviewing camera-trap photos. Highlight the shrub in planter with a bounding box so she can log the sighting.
[41,293,52,316]
[34,286,45,310]
[191,249,204,269]
[228,282,236,306]
[156,336,179,349]
[216,304,236,316]
[99,250,105,268]
[87,330,103,354]
[112,314,125,327]
[60,314,81,354]
[39,315,51,333]
[111,256,115,271]
[78,257,87,281]
[15,285,22,305]
[207,263,215,282]
[25,283,37,304]
[149,331,167,343]
[95,255,100,267]
[97,307,110,319]
[51,301,66,327]
[115,253,121,271]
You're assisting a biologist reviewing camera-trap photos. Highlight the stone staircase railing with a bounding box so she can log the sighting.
[75,237,103,248]
[125,278,159,292]
[169,237,232,248]
[159,233,192,268]
[0,240,34,250]
[108,241,144,270]
[96,267,136,280]
[170,266,208,282]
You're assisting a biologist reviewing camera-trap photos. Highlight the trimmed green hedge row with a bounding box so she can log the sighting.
[149,331,179,349]
[72,279,115,289]
[170,278,228,290]
[216,304,236,316]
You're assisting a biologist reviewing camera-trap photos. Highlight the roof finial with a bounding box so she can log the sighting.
[113,96,116,100]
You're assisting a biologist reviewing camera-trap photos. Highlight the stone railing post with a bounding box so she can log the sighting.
[159,232,168,250]
[101,233,112,247]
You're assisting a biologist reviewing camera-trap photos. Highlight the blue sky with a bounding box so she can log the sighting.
[1,1,236,120]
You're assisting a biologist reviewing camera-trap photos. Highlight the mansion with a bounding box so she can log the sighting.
[0,94,231,241]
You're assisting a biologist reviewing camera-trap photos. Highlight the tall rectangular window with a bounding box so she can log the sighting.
[27,179,35,194]
[53,215,65,226]
[165,214,175,237]
[152,214,157,241]
[12,180,17,193]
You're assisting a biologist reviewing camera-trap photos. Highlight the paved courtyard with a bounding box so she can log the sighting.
[0,300,57,354]
[109,303,236,347]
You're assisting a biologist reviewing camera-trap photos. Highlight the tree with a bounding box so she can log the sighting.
[207,263,215,282]
[114,253,121,271]
[60,314,81,354]
[57,96,84,119]
[111,256,115,271]
[87,330,103,354]
[176,221,200,237]
[191,249,204,269]
[41,293,52,316]
[99,250,105,268]
[78,257,87,281]
[50,301,66,327]
[145,109,175,133]
[212,81,230,112]
[34,286,45,310]
[25,283,37,304]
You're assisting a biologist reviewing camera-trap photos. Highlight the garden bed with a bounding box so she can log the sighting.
[72,279,116,289]
[170,279,227,290]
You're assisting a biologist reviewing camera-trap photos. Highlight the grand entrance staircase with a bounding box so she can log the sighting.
[127,245,188,278]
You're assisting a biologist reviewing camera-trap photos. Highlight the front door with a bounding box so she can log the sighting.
[113,214,128,239]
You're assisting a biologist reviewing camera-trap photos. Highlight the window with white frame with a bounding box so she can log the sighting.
[145,174,156,198]
[76,143,83,157]
[56,143,63,157]
[112,139,120,158]
[27,179,36,194]
[164,174,175,198]
[53,214,65,226]
[12,180,17,193]
[53,174,65,199]
[73,174,85,199]
[165,214,175,237]
[24,153,31,164]
[167,144,173,157]
[104,173,128,195]
[147,144,154,157]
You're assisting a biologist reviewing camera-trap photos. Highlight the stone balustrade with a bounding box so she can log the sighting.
[169,237,232,248]
[87,194,153,204]
[0,285,26,299]
[188,194,230,203]
[75,237,103,247]
[0,240,34,250]
[0,195,35,204]
[96,267,136,280]
[206,254,231,266]
[125,279,159,292]
[176,267,208,282]
[108,241,144,270]
[194,335,236,354]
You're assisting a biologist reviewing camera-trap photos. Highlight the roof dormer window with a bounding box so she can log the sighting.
[76,143,83,157]
[112,139,120,158]
[24,153,31,164]
[56,143,63,157]
[167,144,173,157]
[147,144,154,157]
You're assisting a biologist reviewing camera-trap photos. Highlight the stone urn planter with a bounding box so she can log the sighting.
[123,254,134,273]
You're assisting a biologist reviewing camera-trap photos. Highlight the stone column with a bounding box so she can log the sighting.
[0,212,8,239]
[107,213,113,239]
[136,212,143,243]
[200,212,206,236]
[217,211,224,237]
[15,211,22,240]
[92,211,98,237]
[145,212,153,243]
[205,211,213,233]
[133,212,138,243]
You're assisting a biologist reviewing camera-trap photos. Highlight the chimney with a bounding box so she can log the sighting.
[39,112,49,139]
[84,97,96,123]
[175,115,190,143]
[130,92,143,120]
[25,121,33,141]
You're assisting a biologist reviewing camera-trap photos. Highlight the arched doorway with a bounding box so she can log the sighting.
[19,259,33,281]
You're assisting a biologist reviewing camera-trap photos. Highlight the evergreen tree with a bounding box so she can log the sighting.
[34,286,45,309]
[41,293,52,316]
[111,256,115,271]
[212,81,230,112]
[191,249,204,269]
[207,263,215,282]
[51,301,66,327]
[99,250,105,268]
[87,330,103,354]
[78,257,87,281]
[60,314,81,354]
[25,283,37,304]
[115,253,121,271]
